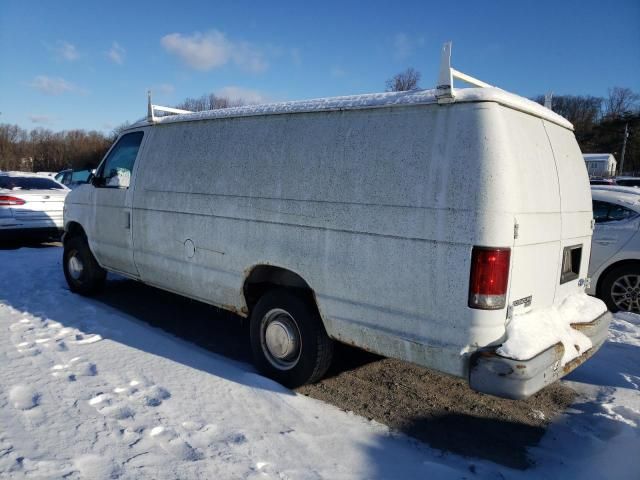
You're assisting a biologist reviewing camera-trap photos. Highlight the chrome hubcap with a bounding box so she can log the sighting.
[611,274,640,312]
[68,254,84,280]
[261,309,301,370]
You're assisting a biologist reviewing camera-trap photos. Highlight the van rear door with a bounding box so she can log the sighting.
[497,108,591,316]
[543,120,593,302]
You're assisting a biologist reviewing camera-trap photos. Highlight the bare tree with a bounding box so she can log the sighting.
[533,94,602,131]
[176,93,243,112]
[110,121,131,141]
[604,87,640,118]
[385,68,421,92]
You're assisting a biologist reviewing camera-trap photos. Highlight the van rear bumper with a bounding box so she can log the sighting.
[468,310,612,400]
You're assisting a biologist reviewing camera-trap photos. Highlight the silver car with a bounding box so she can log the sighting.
[0,172,69,241]
[589,186,640,312]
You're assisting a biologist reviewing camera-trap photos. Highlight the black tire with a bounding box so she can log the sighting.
[598,263,640,313]
[63,235,106,295]
[249,289,333,388]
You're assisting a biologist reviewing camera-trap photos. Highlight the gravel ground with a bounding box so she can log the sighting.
[91,275,576,470]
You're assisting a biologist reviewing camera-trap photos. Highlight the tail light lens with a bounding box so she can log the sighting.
[468,247,511,310]
[0,195,26,206]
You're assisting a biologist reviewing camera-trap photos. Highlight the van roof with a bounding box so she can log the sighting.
[128,87,573,131]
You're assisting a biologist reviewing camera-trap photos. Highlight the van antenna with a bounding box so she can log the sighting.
[436,42,494,104]
[147,90,193,123]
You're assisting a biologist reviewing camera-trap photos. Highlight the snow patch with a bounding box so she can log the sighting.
[149,426,166,437]
[89,394,109,406]
[74,334,102,345]
[9,385,40,410]
[74,454,121,479]
[497,293,607,365]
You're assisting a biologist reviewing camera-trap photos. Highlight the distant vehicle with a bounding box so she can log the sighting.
[588,186,640,312]
[590,177,616,186]
[614,176,640,188]
[36,171,57,177]
[61,43,610,400]
[0,172,69,241]
[583,153,617,178]
[55,169,94,189]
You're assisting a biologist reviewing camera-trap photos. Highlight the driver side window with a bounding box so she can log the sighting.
[96,132,144,188]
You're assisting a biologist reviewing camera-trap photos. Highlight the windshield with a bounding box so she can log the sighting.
[0,176,65,191]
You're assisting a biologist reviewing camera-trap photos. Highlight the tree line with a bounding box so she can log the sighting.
[0,92,246,173]
[1,76,638,174]
[0,125,114,173]
[531,88,639,174]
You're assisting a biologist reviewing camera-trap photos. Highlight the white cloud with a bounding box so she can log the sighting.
[161,30,267,73]
[392,33,425,61]
[153,83,175,95]
[107,42,126,64]
[217,86,267,105]
[28,114,55,125]
[393,33,412,60]
[290,48,302,66]
[51,40,79,61]
[330,66,346,78]
[28,75,78,95]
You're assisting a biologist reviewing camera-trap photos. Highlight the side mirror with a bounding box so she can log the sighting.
[90,174,104,187]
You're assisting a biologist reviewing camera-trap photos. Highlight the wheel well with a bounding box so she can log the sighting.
[64,222,86,243]
[596,259,640,295]
[243,265,315,313]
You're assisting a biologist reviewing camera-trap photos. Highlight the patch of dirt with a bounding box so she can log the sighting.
[297,345,576,469]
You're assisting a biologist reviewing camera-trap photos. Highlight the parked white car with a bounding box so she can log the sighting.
[62,43,610,399]
[588,186,640,312]
[0,172,69,241]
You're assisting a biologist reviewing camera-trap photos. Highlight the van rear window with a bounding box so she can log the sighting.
[0,176,64,191]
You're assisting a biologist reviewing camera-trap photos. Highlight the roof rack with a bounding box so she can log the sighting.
[147,91,192,122]
[436,42,493,104]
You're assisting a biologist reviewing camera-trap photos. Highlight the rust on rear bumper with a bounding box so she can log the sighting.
[469,311,612,400]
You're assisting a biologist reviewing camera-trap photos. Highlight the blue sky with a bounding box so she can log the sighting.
[1,0,638,133]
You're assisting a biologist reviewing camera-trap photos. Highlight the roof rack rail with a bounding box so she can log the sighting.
[435,42,493,104]
[147,91,192,122]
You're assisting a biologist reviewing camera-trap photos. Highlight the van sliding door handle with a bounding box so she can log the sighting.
[124,211,131,229]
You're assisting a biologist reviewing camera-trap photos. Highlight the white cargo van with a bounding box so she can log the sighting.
[62,44,610,399]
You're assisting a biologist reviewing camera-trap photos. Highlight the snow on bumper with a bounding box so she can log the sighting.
[469,310,611,399]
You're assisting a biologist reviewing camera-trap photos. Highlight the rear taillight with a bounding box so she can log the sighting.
[0,195,25,206]
[468,246,511,310]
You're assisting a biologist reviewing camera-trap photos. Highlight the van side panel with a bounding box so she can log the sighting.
[133,104,515,375]
[131,103,580,377]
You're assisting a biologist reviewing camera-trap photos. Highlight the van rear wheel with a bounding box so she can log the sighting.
[63,235,106,296]
[249,289,333,388]
[599,263,640,313]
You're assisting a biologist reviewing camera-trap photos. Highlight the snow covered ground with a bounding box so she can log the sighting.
[0,246,638,479]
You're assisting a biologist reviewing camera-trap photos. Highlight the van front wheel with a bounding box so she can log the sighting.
[250,290,333,388]
[63,235,106,295]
